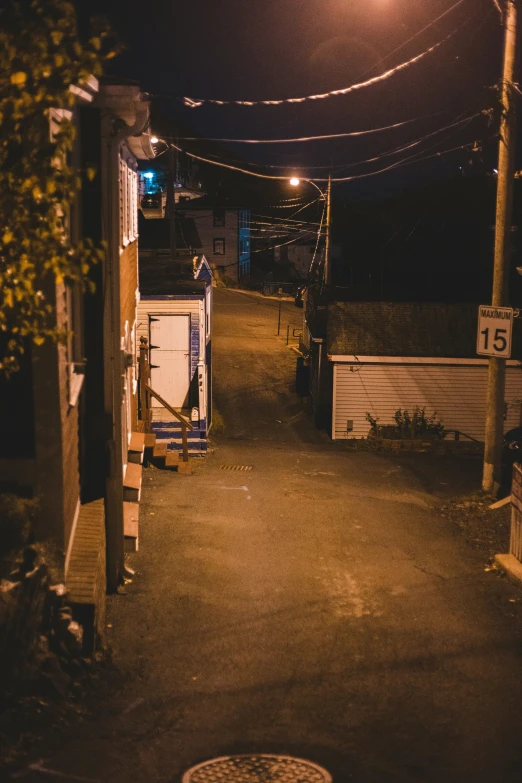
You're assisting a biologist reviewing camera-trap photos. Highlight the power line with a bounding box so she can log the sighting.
[251,214,321,225]
[357,0,470,79]
[207,111,483,173]
[182,25,463,108]
[309,202,327,276]
[331,137,489,183]
[170,110,486,184]
[330,111,482,175]
[175,114,440,144]
[251,232,317,254]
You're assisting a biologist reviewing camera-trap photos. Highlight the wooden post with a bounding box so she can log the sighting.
[483,0,518,492]
[139,337,151,432]
[181,425,189,462]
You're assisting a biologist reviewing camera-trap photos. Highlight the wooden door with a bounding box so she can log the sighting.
[149,315,190,409]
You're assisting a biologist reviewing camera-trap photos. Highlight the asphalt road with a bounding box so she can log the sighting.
[13,288,522,783]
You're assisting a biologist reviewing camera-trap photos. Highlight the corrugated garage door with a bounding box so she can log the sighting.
[332,362,522,440]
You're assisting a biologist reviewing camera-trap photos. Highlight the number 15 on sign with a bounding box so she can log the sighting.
[477,305,513,358]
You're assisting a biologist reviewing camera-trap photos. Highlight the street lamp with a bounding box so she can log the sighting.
[289,175,332,285]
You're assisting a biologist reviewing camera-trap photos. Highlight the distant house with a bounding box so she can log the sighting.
[178,203,251,285]
[274,242,316,280]
[302,298,522,441]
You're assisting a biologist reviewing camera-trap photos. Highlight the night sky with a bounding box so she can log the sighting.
[79,0,508,198]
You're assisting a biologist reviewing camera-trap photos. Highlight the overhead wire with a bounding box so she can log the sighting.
[357,0,470,79]
[175,114,441,144]
[181,24,463,108]
[309,202,327,276]
[169,107,487,184]
[329,110,482,175]
[251,232,317,254]
[204,111,484,173]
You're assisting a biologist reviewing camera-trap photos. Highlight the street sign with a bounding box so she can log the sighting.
[477,305,513,358]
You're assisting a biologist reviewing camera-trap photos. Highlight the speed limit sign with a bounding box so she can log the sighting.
[477,305,513,358]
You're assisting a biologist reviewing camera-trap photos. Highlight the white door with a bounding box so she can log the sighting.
[149,315,190,408]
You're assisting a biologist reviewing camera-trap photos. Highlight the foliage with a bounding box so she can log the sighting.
[366,407,446,440]
[0,0,116,375]
[0,494,37,565]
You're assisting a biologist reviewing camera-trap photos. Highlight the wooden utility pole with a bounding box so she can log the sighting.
[167,145,177,259]
[324,175,332,285]
[483,0,518,492]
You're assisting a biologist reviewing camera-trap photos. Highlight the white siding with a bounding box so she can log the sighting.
[136,299,201,349]
[332,361,522,441]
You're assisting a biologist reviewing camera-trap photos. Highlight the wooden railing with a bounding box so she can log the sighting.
[138,337,192,462]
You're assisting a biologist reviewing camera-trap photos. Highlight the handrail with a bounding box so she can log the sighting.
[446,429,481,444]
[145,385,194,431]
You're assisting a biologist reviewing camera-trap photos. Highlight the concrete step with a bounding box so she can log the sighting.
[144,432,156,449]
[128,432,145,464]
[152,441,168,459]
[123,463,142,502]
[165,450,180,468]
[129,431,146,451]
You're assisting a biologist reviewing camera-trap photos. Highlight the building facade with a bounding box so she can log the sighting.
[0,77,157,651]
[179,206,251,285]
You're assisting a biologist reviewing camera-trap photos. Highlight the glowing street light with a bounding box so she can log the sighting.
[289,177,301,187]
[150,136,159,144]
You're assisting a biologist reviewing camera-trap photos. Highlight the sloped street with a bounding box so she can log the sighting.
[12,288,522,783]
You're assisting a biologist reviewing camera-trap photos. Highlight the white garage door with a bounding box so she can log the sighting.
[332,360,522,441]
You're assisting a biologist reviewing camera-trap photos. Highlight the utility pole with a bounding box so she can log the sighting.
[483,0,518,492]
[323,174,332,286]
[167,144,177,260]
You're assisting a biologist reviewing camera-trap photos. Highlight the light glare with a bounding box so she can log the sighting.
[289,177,300,187]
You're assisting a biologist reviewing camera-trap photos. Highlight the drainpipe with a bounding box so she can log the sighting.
[102,106,149,592]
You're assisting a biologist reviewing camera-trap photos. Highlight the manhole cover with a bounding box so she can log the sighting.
[182,754,332,783]
[219,465,253,471]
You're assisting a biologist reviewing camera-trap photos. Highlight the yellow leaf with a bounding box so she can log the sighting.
[2,231,13,244]
[10,71,27,86]
[86,166,97,182]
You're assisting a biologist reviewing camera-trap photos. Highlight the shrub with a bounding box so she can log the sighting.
[366,408,446,440]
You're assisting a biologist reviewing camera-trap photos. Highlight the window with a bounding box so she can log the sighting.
[213,209,225,227]
[120,154,138,247]
[213,238,226,255]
